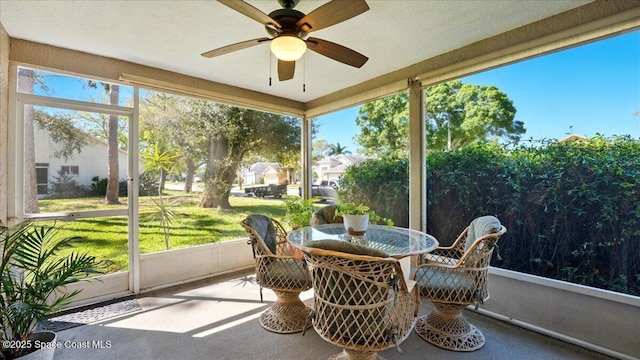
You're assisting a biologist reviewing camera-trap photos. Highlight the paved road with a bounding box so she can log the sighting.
[164,183,300,197]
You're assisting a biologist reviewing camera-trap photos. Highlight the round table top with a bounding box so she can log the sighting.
[287,224,438,259]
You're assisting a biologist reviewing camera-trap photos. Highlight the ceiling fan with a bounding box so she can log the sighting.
[201,0,369,82]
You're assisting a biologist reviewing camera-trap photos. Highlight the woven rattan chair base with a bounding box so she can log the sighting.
[259,290,312,333]
[328,349,386,360]
[414,303,485,351]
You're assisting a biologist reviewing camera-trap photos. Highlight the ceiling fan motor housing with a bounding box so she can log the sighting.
[266,8,307,38]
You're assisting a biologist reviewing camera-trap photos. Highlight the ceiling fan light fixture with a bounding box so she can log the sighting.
[270,35,307,61]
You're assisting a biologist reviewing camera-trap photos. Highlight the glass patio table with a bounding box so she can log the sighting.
[287,224,438,259]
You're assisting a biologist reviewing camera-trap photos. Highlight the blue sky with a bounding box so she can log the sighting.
[315,30,640,153]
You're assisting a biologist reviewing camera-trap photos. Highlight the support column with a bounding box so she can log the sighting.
[408,78,426,231]
[0,25,9,225]
[129,86,140,294]
[301,115,313,199]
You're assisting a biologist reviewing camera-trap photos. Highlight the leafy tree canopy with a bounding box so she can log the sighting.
[355,92,409,157]
[355,80,525,156]
[186,100,302,209]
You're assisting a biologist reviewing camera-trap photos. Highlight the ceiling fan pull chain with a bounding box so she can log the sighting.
[269,50,273,86]
[303,53,306,92]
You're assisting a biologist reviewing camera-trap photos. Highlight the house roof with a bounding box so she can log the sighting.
[2,1,634,118]
[249,162,280,175]
[558,134,589,143]
[335,154,367,165]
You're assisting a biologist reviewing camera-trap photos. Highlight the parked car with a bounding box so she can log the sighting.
[244,184,287,198]
[298,180,340,201]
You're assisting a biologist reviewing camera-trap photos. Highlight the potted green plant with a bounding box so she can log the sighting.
[335,202,394,235]
[1,221,106,360]
[282,195,318,230]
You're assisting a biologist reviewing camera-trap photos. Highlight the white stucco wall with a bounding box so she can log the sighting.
[33,125,128,191]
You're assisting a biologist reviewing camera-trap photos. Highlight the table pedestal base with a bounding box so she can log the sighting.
[259,290,311,333]
[329,349,385,360]
[414,302,485,351]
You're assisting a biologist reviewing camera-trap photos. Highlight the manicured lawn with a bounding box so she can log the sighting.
[38,190,297,273]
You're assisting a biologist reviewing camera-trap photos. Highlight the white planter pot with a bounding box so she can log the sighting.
[19,331,57,360]
[343,214,369,236]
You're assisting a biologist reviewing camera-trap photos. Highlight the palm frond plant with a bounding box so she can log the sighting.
[141,144,179,250]
[143,197,177,250]
[1,221,106,359]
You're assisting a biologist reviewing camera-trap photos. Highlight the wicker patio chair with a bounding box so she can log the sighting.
[300,240,420,360]
[310,205,343,225]
[242,214,312,333]
[412,216,506,351]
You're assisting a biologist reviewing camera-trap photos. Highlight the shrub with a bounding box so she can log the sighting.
[139,171,159,196]
[337,157,409,227]
[426,136,640,296]
[48,170,89,198]
[90,176,128,196]
[282,196,317,230]
[340,136,640,296]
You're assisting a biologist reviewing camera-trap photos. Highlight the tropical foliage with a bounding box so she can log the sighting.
[0,222,106,359]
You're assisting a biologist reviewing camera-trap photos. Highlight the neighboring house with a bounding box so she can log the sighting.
[558,134,589,143]
[242,162,287,185]
[34,123,130,197]
[262,164,288,185]
[315,154,367,182]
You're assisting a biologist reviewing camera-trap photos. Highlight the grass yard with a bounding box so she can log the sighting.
[37,190,298,273]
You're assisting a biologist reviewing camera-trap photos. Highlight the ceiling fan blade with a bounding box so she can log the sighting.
[278,60,295,81]
[218,0,281,28]
[306,37,368,68]
[201,38,270,58]
[297,0,369,33]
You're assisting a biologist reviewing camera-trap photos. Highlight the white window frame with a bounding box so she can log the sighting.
[8,64,141,294]
[10,72,136,220]
[60,165,79,176]
[35,162,49,196]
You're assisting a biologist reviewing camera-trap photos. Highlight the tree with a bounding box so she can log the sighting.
[355,80,524,155]
[85,82,122,204]
[190,101,301,210]
[33,111,88,160]
[18,68,39,214]
[355,92,408,158]
[19,69,85,213]
[425,80,524,151]
[105,85,121,204]
[312,139,332,160]
[140,92,208,193]
[327,142,352,156]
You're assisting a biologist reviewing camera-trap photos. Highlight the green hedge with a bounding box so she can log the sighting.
[339,135,640,296]
[337,157,409,227]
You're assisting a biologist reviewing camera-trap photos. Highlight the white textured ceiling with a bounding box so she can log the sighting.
[0,0,591,103]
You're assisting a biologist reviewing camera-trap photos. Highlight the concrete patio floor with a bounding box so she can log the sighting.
[53,270,615,360]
